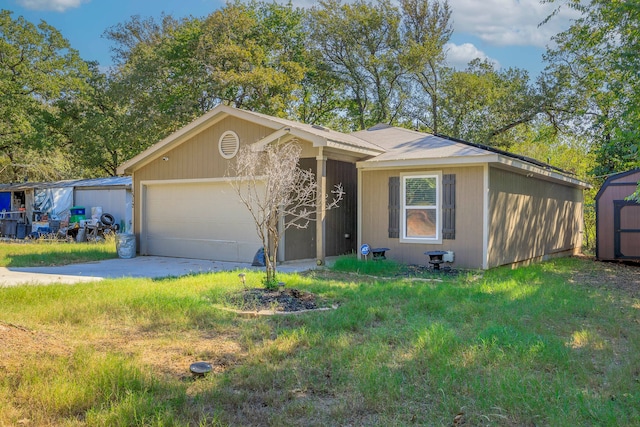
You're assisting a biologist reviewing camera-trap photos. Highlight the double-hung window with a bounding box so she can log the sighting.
[400,172,441,243]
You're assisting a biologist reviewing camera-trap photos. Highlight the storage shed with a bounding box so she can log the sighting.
[595,169,640,261]
[0,177,132,237]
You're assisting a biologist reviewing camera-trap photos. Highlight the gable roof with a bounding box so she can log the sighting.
[353,124,590,189]
[595,168,640,201]
[117,104,384,175]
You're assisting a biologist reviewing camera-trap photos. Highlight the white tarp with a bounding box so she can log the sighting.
[34,187,73,220]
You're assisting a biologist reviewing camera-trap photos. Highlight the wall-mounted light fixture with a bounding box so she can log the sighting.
[162,156,169,162]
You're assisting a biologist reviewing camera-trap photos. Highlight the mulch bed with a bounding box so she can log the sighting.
[227,288,320,312]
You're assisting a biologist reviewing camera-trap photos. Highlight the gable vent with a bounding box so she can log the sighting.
[218,131,240,159]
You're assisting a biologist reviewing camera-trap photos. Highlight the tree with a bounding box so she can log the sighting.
[230,141,343,288]
[400,0,452,133]
[309,0,406,130]
[437,60,542,149]
[543,0,640,178]
[0,10,89,181]
[197,1,307,115]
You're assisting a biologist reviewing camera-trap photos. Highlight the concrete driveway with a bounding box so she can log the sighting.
[0,256,321,287]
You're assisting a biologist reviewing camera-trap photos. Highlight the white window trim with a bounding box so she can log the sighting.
[400,171,442,244]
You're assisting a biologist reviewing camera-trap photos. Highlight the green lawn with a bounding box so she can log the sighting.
[1,256,638,426]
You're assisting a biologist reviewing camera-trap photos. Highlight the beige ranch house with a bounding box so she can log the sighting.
[117,105,590,270]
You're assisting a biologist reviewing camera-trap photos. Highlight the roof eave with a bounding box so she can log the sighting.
[357,154,498,170]
[495,155,592,189]
[357,154,592,189]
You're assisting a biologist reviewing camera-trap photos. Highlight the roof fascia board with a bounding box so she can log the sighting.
[287,128,327,146]
[261,127,382,157]
[356,154,498,170]
[325,140,383,156]
[495,155,591,189]
[251,129,293,151]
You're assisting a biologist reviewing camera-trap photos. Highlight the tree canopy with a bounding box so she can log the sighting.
[1,0,637,192]
[0,10,89,182]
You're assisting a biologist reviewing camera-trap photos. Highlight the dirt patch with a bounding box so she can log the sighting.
[0,321,245,382]
[567,256,640,297]
[0,322,71,372]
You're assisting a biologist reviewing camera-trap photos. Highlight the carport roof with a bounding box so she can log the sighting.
[0,176,132,192]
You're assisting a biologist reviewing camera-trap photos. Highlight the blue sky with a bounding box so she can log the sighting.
[5,0,578,78]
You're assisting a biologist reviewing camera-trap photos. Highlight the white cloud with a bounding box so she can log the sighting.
[16,0,87,12]
[445,42,500,69]
[448,0,580,47]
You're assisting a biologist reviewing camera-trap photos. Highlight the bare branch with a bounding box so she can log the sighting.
[228,139,344,285]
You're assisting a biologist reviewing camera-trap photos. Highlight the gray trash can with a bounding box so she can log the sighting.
[116,233,136,259]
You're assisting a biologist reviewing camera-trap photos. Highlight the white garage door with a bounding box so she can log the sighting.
[142,181,262,262]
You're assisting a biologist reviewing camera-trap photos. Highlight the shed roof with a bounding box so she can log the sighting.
[595,168,640,201]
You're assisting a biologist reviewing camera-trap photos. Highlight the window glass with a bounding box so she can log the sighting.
[402,174,440,241]
[405,177,437,206]
[406,209,437,238]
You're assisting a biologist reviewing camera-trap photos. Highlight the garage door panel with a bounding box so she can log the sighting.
[143,182,262,262]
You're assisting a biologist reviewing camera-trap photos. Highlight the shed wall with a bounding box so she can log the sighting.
[596,169,640,260]
[360,166,484,269]
[75,188,132,232]
[488,167,583,268]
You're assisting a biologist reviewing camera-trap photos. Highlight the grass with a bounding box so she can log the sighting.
[1,256,639,426]
[0,237,117,267]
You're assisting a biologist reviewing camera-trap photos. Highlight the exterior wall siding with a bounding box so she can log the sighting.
[284,158,317,260]
[360,166,485,269]
[487,166,584,268]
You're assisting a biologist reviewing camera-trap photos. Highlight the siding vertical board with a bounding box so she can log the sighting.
[487,167,584,267]
[284,158,317,260]
[284,159,358,260]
